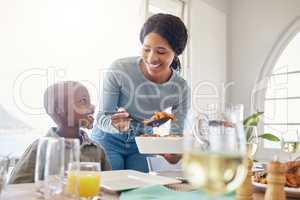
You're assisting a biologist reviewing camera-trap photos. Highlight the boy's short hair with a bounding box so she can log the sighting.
[43,81,82,120]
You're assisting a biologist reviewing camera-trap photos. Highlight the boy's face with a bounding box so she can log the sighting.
[67,85,95,129]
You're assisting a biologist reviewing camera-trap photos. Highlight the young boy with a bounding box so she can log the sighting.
[9,81,111,184]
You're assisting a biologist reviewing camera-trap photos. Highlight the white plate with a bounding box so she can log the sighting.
[253,181,300,198]
[150,170,188,182]
[135,137,183,154]
[100,170,181,192]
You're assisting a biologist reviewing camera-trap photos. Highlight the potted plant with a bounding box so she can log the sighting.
[243,112,279,158]
[243,111,280,142]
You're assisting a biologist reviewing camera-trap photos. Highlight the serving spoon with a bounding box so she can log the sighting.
[104,111,171,127]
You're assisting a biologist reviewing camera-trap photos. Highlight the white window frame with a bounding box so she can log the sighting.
[253,16,300,161]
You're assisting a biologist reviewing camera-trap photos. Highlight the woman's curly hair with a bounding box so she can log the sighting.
[140,13,188,72]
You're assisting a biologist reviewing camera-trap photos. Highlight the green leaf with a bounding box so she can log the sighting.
[244,126,256,143]
[245,127,252,142]
[258,133,280,141]
[243,111,264,126]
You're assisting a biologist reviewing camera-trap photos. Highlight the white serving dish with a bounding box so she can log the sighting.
[100,170,181,192]
[253,181,300,198]
[135,136,183,154]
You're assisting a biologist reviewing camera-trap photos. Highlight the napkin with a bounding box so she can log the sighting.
[120,185,235,200]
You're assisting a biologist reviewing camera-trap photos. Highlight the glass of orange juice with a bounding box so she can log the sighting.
[67,162,101,198]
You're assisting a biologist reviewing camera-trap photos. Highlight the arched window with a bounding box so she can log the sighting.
[254,17,300,160]
[264,32,300,148]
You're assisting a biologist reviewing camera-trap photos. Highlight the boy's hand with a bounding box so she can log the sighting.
[111,108,131,132]
[79,115,94,129]
[86,115,94,129]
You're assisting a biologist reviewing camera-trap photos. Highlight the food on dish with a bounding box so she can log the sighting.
[139,134,182,137]
[152,112,176,121]
[143,112,176,124]
[253,160,300,188]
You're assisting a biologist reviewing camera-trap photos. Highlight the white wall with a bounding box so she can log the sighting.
[189,0,300,115]
[228,0,300,116]
[0,0,144,132]
[189,0,227,111]
[201,0,229,14]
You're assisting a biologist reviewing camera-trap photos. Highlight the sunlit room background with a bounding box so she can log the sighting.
[1,0,300,162]
[0,0,187,157]
[0,0,145,156]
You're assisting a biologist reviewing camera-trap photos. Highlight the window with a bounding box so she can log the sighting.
[263,32,300,149]
[0,0,145,158]
[146,0,185,18]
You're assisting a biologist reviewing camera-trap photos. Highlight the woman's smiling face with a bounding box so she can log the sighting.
[141,32,175,77]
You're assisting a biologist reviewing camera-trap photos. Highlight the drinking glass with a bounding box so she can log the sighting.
[245,126,259,158]
[64,138,80,176]
[35,137,57,196]
[67,162,101,199]
[281,130,300,160]
[0,156,10,199]
[183,104,248,197]
[63,138,80,199]
[43,138,65,199]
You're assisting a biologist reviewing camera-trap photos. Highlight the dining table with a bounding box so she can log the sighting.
[2,182,292,200]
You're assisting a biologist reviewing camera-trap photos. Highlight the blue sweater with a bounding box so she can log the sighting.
[95,56,190,135]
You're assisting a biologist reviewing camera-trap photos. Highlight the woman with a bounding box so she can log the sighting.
[91,13,190,172]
